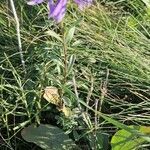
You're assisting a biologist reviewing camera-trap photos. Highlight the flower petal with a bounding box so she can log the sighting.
[27,0,44,5]
[74,0,92,10]
[48,0,67,23]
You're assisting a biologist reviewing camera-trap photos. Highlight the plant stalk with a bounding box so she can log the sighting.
[9,0,26,73]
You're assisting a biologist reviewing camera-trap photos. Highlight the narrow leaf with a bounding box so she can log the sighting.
[67,54,76,76]
[65,26,76,44]
[45,30,62,42]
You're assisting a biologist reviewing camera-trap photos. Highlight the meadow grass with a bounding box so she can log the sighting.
[0,0,150,149]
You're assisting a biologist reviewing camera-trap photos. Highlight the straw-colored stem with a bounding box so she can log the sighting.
[9,0,26,73]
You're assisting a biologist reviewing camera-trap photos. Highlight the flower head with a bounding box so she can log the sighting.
[27,0,92,22]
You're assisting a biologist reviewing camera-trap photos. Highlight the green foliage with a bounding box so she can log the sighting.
[0,0,150,149]
[21,124,77,150]
[65,26,76,44]
[111,126,150,150]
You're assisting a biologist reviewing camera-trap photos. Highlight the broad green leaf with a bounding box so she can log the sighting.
[111,126,150,150]
[21,124,77,150]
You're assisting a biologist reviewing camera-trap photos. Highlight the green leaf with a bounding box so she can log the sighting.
[65,26,76,44]
[45,30,62,42]
[100,114,150,142]
[67,54,76,76]
[21,124,76,150]
[142,0,150,8]
[111,126,150,150]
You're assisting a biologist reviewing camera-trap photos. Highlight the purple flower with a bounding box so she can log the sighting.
[48,0,67,23]
[74,0,92,10]
[27,0,92,22]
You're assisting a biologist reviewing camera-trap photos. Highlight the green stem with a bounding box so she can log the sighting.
[61,22,67,84]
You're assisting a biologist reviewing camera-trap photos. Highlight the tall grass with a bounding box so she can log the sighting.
[0,0,150,149]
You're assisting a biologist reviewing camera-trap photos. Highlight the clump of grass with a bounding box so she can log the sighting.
[0,0,150,149]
